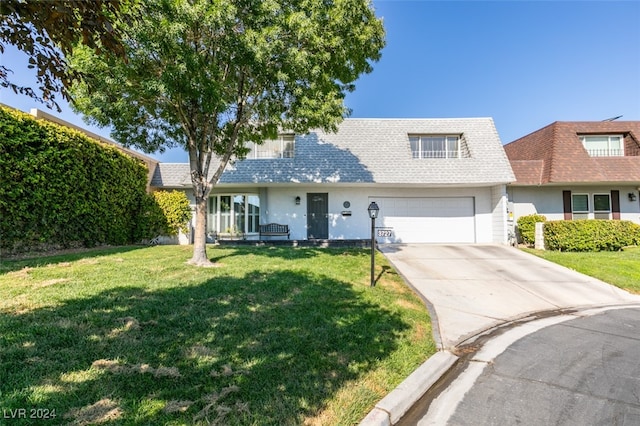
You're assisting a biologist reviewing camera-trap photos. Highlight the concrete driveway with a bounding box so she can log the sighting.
[362,244,640,425]
[379,244,640,350]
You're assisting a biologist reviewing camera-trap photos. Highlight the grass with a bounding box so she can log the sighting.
[0,245,435,425]
[523,246,640,294]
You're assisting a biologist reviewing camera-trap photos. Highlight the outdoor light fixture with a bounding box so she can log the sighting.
[295,196,301,205]
[367,201,379,219]
[367,201,379,287]
[629,193,637,202]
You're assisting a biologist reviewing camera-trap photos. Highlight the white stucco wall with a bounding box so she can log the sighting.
[170,185,509,244]
[263,186,500,243]
[161,184,640,245]
[507,185,640,224]
[491,184,508,244]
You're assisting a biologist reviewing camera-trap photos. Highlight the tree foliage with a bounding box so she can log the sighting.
[69,0,385,265]
[0,0,132,111]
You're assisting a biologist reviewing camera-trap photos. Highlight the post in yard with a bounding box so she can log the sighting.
[367,201,379,287]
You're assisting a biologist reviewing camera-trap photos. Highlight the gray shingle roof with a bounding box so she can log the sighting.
[151,118,515,187]
[150,163,192,187]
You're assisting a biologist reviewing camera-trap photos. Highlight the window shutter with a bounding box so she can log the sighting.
[562,190,572,220]
[611,190,621,220]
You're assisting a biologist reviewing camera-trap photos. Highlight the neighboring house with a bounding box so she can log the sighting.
[151,118,515,244]
[505,121,640,225]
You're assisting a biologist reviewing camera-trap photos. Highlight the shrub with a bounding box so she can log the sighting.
[133,193,168,242]
[516,214,547,245]
[0,106,151,254]
[152,190,192,236]
[544,220,640,252]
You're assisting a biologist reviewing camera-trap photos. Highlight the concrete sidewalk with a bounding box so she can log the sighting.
[360,244,640,425]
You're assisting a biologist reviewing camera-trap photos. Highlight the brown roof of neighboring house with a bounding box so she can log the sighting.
[508,160,545,185]
[504,121,640,185]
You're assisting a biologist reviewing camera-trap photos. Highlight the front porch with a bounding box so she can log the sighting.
[214,239,373,248]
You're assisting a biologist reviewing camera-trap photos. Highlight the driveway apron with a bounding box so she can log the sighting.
[378,244,640,350]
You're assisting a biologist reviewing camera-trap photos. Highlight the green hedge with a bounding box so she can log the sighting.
[152,190,192,236]
[0,106,156,254]
[516,214,547,245]
[543,220,640,252]
[133,192,168,243]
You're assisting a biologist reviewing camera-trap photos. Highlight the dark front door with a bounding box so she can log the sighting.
[307,193,328,239]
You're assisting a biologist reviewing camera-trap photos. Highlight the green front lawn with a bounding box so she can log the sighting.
[0,245,435,425]
[524,247,640,294]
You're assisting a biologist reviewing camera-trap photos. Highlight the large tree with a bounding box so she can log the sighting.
[69,0,385,266]
[0,0,132,111]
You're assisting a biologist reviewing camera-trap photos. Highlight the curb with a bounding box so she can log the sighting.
[359,351,458,426]
[360,303,640,425]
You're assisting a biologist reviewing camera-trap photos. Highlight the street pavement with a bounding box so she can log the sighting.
[418,306,640,425]
[360,244,640,425]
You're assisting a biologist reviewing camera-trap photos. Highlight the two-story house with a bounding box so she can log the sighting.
[505,121,640,224]
[151,118,515,244]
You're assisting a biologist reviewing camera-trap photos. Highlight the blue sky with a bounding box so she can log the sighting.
[2,0,639,163]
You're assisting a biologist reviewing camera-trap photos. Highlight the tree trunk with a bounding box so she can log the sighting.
[186,133,232,267]
[188,190,215,267]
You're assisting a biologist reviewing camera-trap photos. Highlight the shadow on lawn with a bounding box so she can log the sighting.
[1,244,352,274]
[207,244,347,264]
[0,268,409,425]
[0,245,145,274]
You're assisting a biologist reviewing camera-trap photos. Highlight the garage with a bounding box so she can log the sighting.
[373,197,476,243]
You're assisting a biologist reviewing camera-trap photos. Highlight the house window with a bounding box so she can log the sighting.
[247,195,260,233]
[571,193,589,220]
[579,135,624,157]
[593,193,611,219]
[207,194,260,234]
[409,135,461,159]
[247,134,295,159]
[234,195,246,232]
[207,197,218,232]
[220,196,232,232]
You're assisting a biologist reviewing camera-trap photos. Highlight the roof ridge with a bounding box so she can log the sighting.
[547,122,561,183]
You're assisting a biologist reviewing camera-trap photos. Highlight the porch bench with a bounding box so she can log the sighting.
[259,223,290,239]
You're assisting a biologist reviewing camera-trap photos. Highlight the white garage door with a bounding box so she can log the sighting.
[373,197,475,243]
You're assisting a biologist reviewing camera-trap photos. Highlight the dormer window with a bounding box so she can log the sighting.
[579,135,624,157]
[409,135,465,159]
[247,134,295,159]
